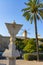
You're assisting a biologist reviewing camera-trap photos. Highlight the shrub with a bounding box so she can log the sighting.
[23,53,43,60]
[23,53,37,60]
[23,53,29,60]
[39,54,43,60]
[28,55,37,60]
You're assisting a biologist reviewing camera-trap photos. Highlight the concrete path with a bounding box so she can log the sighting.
[0,60,43,65]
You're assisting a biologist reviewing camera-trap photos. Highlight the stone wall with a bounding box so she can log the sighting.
[0,34,43,52]
[0,35,10,52]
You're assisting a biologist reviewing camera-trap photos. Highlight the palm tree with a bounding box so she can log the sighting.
[22,0,43,61]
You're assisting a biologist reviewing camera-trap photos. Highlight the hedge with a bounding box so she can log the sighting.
[23,53,43,60]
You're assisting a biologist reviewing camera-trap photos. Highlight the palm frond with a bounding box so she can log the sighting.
[23,12,29,16]
[24,0,37,7]
[22,0,43,23]
[24,0,32,6]
[36,13,42,23]
[39,9,43,19]
[37,4,43,8]
[32,0,37,5]
[30,14,33,24]
[36,14,40,20]
[22,7,30,11]
[26,15,30,21]
[23,12,30,21]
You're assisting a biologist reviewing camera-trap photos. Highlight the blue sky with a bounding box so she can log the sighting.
[0,0,43,38]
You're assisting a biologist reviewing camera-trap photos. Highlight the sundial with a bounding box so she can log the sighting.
[5,22,22,42]
[3,22,23,65]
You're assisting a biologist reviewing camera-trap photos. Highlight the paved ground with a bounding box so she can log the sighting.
[0,60,43,65]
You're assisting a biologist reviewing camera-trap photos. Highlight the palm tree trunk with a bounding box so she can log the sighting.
[38,0,39,2]
[34,14,39,61]
[37,0,39,4]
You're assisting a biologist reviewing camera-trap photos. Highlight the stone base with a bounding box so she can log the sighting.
[3,43,20,58]
[7,58,16,65]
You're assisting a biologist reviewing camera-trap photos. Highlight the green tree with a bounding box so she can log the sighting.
[15,38,25,51]
[22,39,30,46]
[39,44,43,52]
[23,39,36,53]
[22,0,43,61]
[15,38,30,51]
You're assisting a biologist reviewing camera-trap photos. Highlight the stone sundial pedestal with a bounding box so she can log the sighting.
[3,22,22,65]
